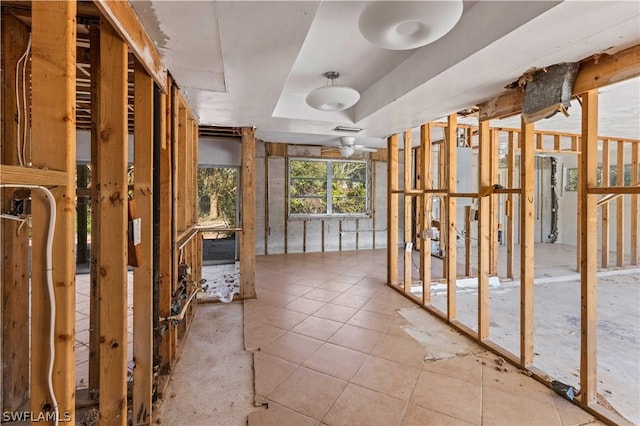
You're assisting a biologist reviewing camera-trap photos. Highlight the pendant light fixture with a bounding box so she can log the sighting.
[358,1,463,50]
[305,71,360,112]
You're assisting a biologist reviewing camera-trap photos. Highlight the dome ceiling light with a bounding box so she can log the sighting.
[305,71,360,112]
[358,1,464,50]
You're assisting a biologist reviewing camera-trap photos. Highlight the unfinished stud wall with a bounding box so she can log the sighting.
[256,142,388,255]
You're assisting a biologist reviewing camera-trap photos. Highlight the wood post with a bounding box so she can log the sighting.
[631,142,639,265]
[241,127,256,299]
[97,17,129,425]
[601,139,610,268]
[387,134,399,286]
[616,140,625,267]
[520,118,535,367]
[478,120,491,340]
[1,13,31,412]
[403,130,413,292]
[445,114,457,320]
[490,129,499,275]
[580,90,599,405]
[506,131,516,279]
[133,61,154,425]
[420,124,432,305]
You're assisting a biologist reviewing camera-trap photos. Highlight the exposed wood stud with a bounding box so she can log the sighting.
[446,114,457,320]
[580,90,599,405]
[506,131,516,279]
[404,130,413,293]
[97,17,128,425]
[30,2,78,423]
[616,140,625,267]
[241,127,256,299]
[601,139,610,268]
[520,118,535,367]
[490,129,499,275]
[420,124,432,305]
[631,142,639,265]
[478,120,491,340]
[387,134,399,286]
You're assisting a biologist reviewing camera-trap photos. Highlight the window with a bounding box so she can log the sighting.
[289,159,369,216]
[564,164,638,191]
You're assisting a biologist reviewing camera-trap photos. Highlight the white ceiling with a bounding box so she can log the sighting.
[131,1,640,148]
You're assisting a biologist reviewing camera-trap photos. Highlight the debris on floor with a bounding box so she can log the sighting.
[78,408,100,426]
[200,262,240,302]
[551,380,578,401]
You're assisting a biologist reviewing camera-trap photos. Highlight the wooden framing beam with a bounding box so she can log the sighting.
[632,142,639,265]
[490,129,499,275]
[601,139,610,268]
[520,118,535,367]
[0,166,68,187]
[241,127,256,299]
[478,44,640,121]
[387,134,399,286]
[506,131,516,279]
[1,12,31,412]
[478,120,491,340]
[445,114,457,320]
[403,130,413,293]
[93,0,168,93]
[97,18,129,425]
[420,124,432,305]
[616,140,625,267]
[30,2,77,423]
[580,90,599,405]
[133,61,154,426]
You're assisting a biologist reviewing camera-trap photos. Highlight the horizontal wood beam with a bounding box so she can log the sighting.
[93,0,168,93]
[588,186,640,195]
[0,165,69,187]
[478,44,640,121]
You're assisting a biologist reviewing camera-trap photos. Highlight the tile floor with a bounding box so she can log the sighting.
[246,249,604,426]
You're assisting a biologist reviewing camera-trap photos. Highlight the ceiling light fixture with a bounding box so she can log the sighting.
[358,1,463,50]
[332,125,363,133]
[306,71,360,112]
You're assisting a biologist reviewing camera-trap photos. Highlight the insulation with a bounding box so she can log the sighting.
[522,62,580,124]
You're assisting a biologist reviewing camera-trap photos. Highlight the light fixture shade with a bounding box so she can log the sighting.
[305,85,360,111]
[358,1,463,50]
[340,146,355,157]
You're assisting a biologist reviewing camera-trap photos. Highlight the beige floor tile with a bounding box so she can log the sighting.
[244,322,287,351]
[248,402,319,426]
[482,385,562,425]
[319,280,354,292]
[422,353,483,385]
[303,342,368,381]
[253,352,298,400]
[331,293,369,309]
[291,316,343,341]
[312,303,358,323]
[371,333,427,367]
[284,297,326,315]
[347,309,393,333]
[269,367,347,421]
[361,299,400,316]
[260,307,309,330]
[304,288,341,302]
[328,324,385,353]
[343,284,381,298]
[256,288,300,307]
[411,370,481,424]
[482,356,554,404]
[401,403,476,426]
[261,332,323,365]
[351,355,420,401]
[323,383,406,426]
[279,283,317,297]
[550,393,596,425]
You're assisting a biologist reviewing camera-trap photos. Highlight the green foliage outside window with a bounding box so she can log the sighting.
[290,159,368,216]
[565,164,638,191]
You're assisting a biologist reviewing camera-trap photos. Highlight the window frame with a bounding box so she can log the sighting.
[288,157,371,218]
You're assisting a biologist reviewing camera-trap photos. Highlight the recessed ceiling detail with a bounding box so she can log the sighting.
[358,1,464,50]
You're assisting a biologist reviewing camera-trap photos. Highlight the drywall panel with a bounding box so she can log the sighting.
[199,137,241,166]
[267,157,286,253]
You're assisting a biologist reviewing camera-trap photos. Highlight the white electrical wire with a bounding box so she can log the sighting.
[0,184,58,426]
[15,34,32,166]
[22,35,32,166]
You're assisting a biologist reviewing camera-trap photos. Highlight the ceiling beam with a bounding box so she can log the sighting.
[478,44,640,122]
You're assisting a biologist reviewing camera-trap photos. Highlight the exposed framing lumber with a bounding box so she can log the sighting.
[97,18,129,425]
[520,118,535,367]
[506,131,516,279]
[616,140,625,267]
[601,139,610,268]
[445,114,457,320]
[1,12,31,412]
[632,143,639,265]
[403,130,413,293]
[490,129,499,275]
[478,120,491,340]
[420,124,432,305]
[580,90,599,405]
[387,134,399,286]
[176,104,187,233]
[30,2,77,423]
[0,166,68,187]
[478,44,640,121]
[241,127,256,299]
[133,61,154,426]
[93,0,168,93]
